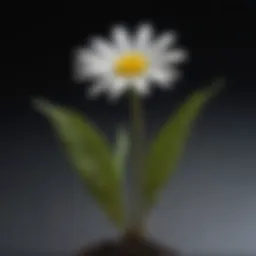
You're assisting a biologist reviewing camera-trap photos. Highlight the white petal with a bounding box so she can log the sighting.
[111,26,131,51]
[150,69,180,89]
[152,32,177,53]
[82,60,111,78]
[87,59,111,71]
[150,69,170,85]
[78,49,102,64]
[133,77,151,95]
[91,38,117,59]
[134,23,154,50]
[107,77,129,101]
[73,48,86,82]
[87,81,108,99]
[73,49,103,81]
[163,49,188,63]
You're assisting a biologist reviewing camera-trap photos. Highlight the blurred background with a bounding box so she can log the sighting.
[1,2,256,255]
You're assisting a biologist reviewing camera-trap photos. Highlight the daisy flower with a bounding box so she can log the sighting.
[74,23,188,100]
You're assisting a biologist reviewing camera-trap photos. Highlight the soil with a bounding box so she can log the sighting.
[76,234,180,256]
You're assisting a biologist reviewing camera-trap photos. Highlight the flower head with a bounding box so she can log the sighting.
[74,23,188,100]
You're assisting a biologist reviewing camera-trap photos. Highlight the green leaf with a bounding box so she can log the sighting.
[141,78,225,212]
[32,99,125,229]
[114,126,130,174]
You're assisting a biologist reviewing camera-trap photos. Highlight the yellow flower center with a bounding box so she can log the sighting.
[114,52,149,78]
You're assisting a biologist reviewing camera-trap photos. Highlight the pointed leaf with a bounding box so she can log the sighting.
[141,78,225,212]
[32,99,125,229]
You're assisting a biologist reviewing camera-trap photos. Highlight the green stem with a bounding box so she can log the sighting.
[128,90,146,235]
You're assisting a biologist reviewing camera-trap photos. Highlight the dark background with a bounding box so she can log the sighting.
[1,2,256,255]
